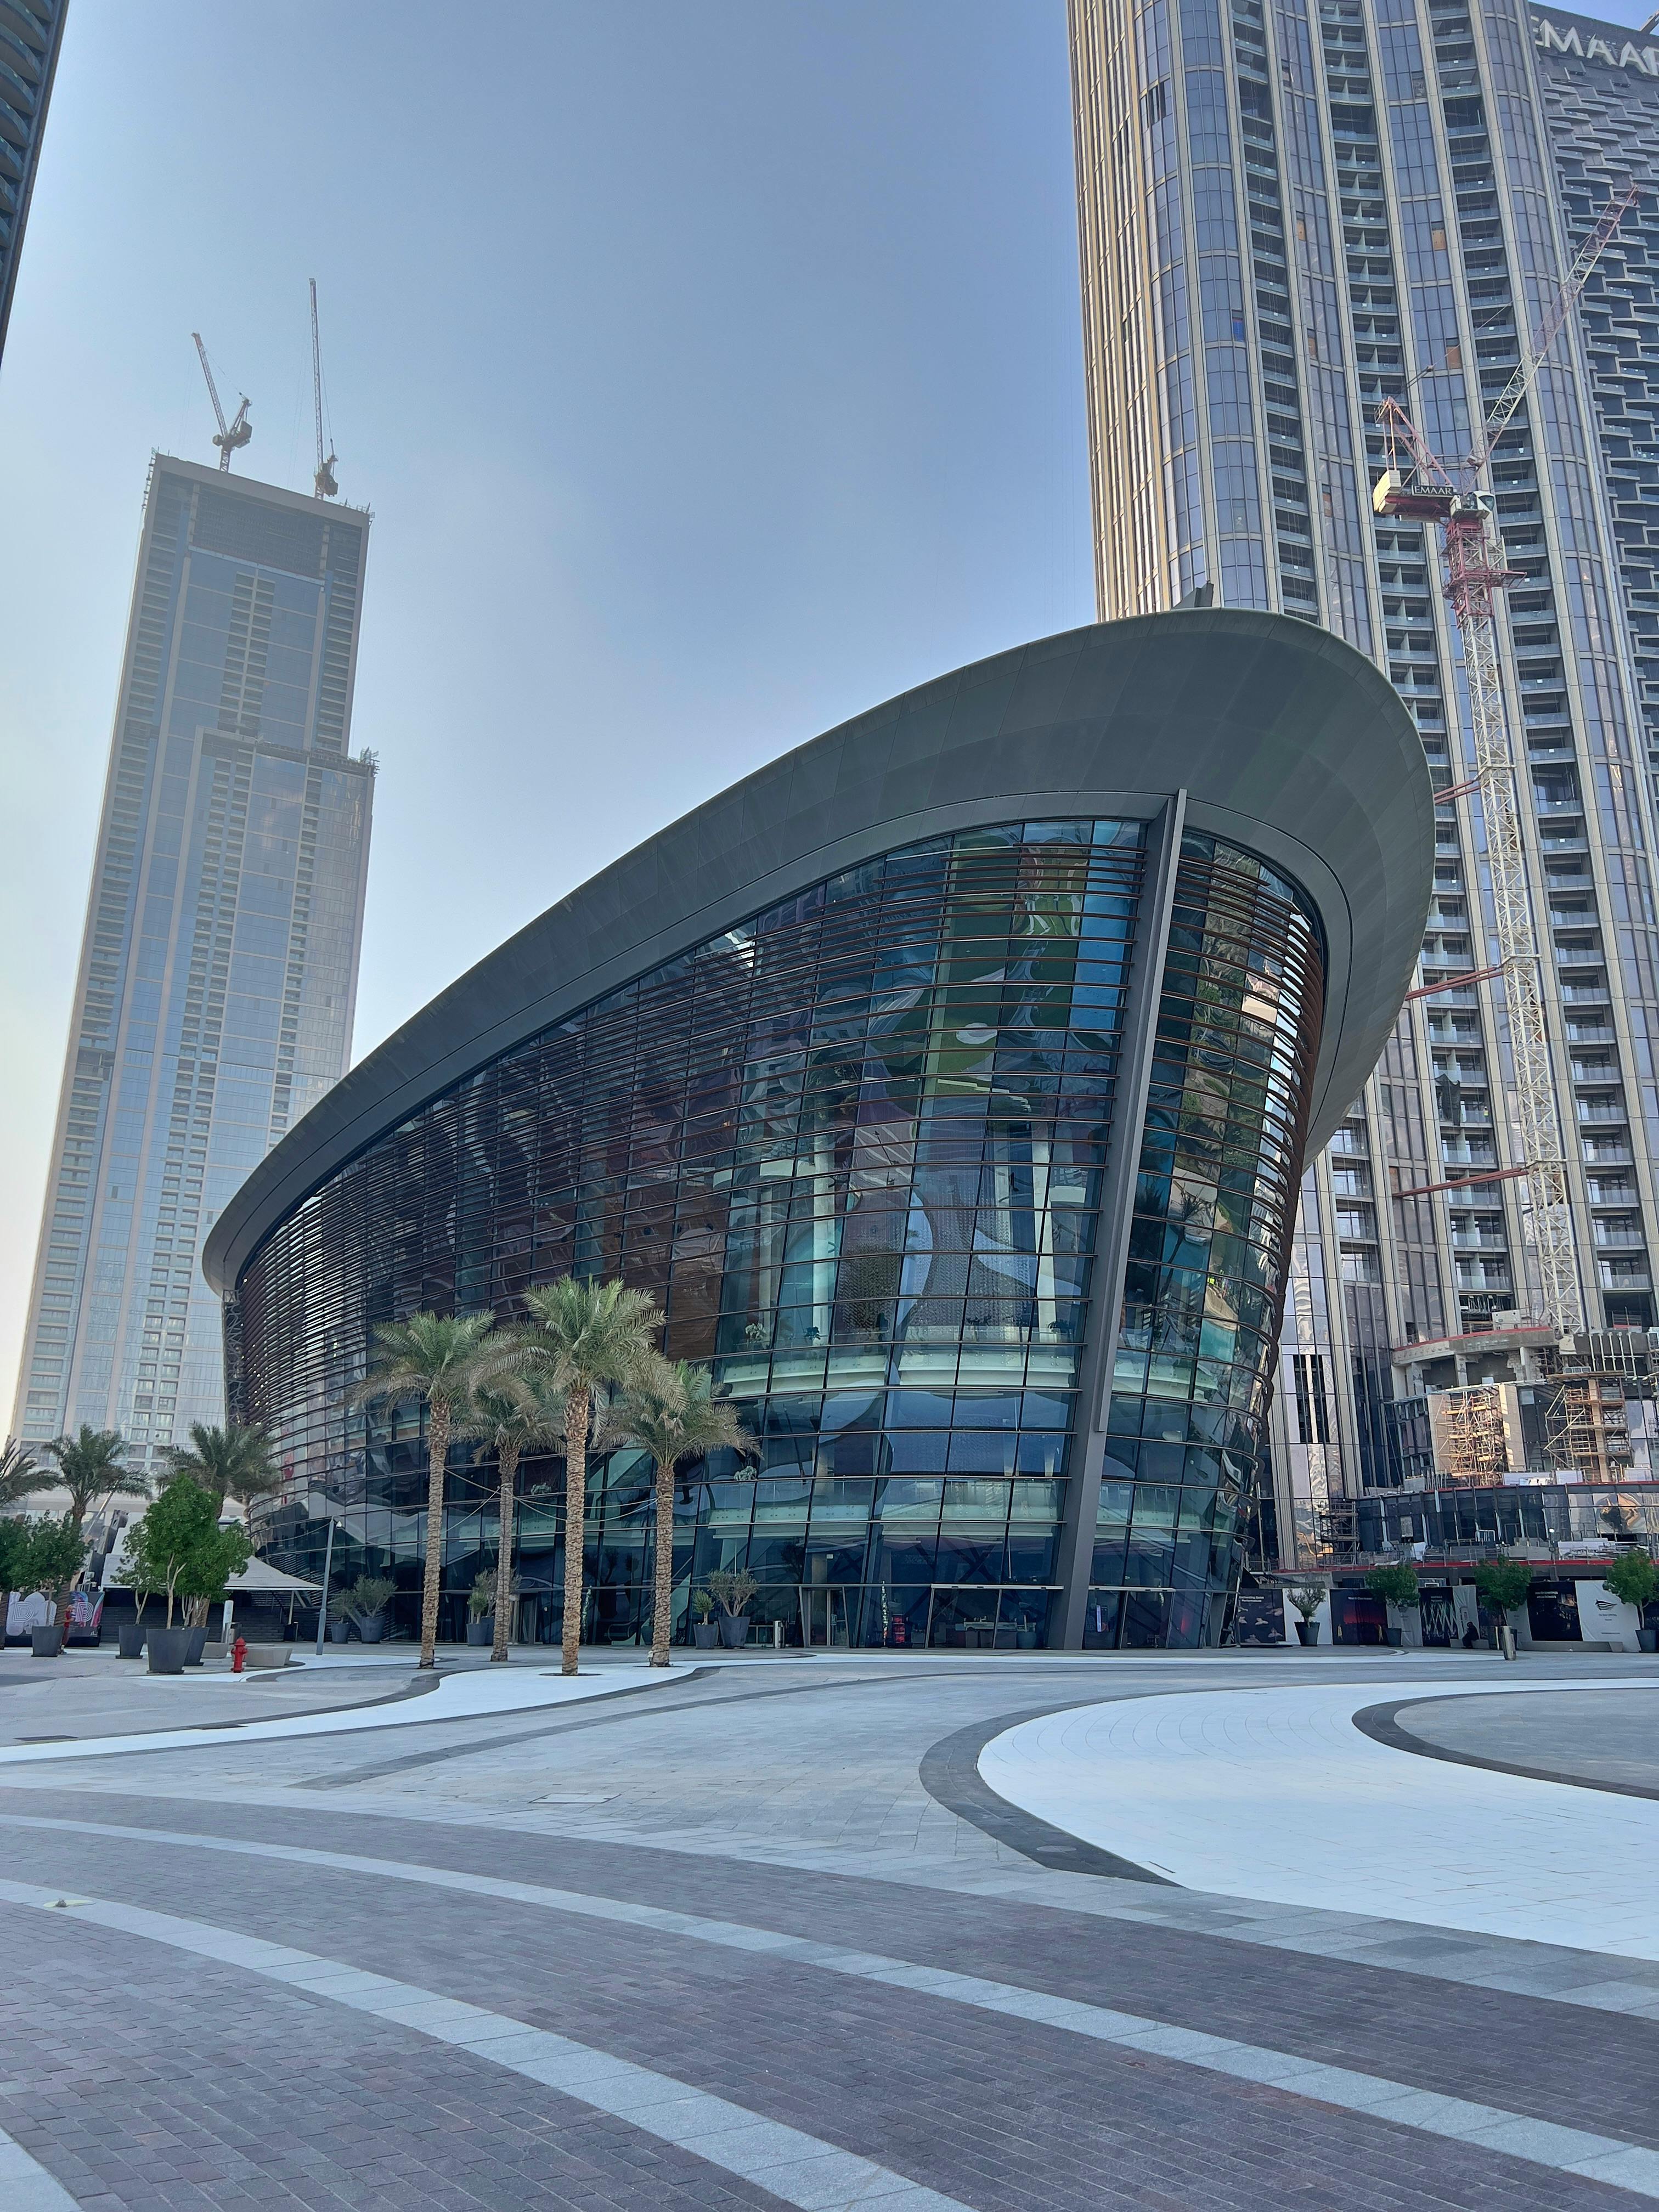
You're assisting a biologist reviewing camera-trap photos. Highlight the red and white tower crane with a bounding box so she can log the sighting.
[1372,183,1637,1336]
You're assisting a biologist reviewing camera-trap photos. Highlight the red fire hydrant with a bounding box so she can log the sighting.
[232,1634,247,1674]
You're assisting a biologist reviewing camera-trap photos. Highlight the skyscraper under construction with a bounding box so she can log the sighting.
[10,458,374,1479]
[1069,0,1659,1544]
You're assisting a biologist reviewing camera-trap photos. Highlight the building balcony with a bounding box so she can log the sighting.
[1583,1138,1635,1164]
[1592,1229,1647,1250]
[1598,1265,1652,1290]
[1556,945,1605,968]
[1577,1101,1628,1125]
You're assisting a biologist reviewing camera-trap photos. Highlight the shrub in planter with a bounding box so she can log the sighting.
[1286,1582,1327,1646]
[1364,1563,1420,1647]
[706,1567,757,1649]
[117,1622,145,1660]
[126,1476,251,1635]
[1602,1549,1657,1615]
[691,1589,719,1648]
[330,1575,397,1644]
[1472,1557,1533,1624]
[13,1514,89,1658]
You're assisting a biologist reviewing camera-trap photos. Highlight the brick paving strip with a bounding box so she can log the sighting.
[0,2119,80,2210]
[5,1819,1658,2202]
[0,1876,972,2212]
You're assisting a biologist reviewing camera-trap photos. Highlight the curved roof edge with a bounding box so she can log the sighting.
[207,610,1432,1294]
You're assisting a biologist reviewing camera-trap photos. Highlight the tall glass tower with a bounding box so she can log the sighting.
[0,0,69,371]
[1069,0,1659,1554]
[11,456,374,1478]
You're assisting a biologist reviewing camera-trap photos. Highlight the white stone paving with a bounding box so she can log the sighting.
[0,1656,685,1765]
[979,1676,1659,1956]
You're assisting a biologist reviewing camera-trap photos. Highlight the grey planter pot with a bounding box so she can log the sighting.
[1638,1628,1657,1653]
[356,1614,386,1644]
[1295,1619,1321,1646]
[184,1626,208,1666]
[467,1618,494,1646]
[30,1623,64,1658]
[329,1618,351,1642]
[146,1626,191,1674]
[719,1613,749,1649]
[692,1621,719,1648]
[117,1622,145,1660]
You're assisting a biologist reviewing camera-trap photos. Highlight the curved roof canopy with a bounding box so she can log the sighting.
[207,610,1433,1295]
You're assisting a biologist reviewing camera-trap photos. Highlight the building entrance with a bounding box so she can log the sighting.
[799,1588,853,1647]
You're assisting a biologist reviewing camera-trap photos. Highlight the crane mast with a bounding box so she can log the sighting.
[1373,184,1637,1336]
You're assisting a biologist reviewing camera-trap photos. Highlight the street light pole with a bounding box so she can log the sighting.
[314,1516,338,1657]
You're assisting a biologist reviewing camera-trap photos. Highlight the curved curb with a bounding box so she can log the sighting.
[918,1705,1175,1883]
[1352,1692,1659,1804]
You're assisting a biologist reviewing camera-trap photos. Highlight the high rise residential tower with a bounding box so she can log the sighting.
[12,457,374,1476]
[1069,0,1659,1554]
[0,0,68,370]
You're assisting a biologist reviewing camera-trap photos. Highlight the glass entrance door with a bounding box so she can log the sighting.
[799,1587,851,1647]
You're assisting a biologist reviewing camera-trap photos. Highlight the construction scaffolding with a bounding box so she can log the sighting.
[1427,1383,1510,1487]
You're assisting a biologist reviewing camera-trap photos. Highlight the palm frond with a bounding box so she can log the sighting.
[351,1310,501,1414]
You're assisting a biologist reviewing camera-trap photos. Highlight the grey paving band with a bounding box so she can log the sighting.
[1351,1696,1659,1805]
[0,2119,80,2211]
[7,1814,1658,2198]
[917,1705,1173,1882]
[303,1663,979,1790]
[0,1873,973,2212]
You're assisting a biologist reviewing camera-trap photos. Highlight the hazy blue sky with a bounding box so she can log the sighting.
[3,0,1651,1404]
[0,0,1091,1398]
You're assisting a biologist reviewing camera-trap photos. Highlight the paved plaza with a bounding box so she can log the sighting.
[0,1645,1656,2210]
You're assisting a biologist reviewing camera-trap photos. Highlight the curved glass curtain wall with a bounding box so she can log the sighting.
[1086,832,1324,1647]
[236,816,1319,1647]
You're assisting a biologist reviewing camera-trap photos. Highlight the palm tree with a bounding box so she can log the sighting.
[162,1422,279,1514]
[461,1372,565,1663]
[41,1426,136,1536]
[352,1311,503,1668]
[0,1436,40,1510]
[612,1358,757,1668]
[519,1278,661,1675]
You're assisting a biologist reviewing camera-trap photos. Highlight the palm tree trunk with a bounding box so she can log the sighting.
[650,1454,675,1668]
[492,1440,519,1664]
[561,1384,588,1677]
[419,1397,452,1669]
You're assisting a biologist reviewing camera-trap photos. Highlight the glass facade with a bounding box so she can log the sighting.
[238,816,1324,1649]
[10,459,374,1477]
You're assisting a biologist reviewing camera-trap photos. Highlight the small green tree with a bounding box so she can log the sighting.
[1473,1556,1534,1619]
[0,1517,30,1636]
[126,1475,248,1628]
[1602,1549,1657,1613]
[1364,1563,1421,1610]
[1286,1582,1327,1622]
[706,1565,758,1620]
[17,1514,87,1626]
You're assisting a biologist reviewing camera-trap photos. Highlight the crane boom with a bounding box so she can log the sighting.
[309,279,337,500]
[1468,183,1638,478]
[191,331,252,471]
[1372,185,1636,1335]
